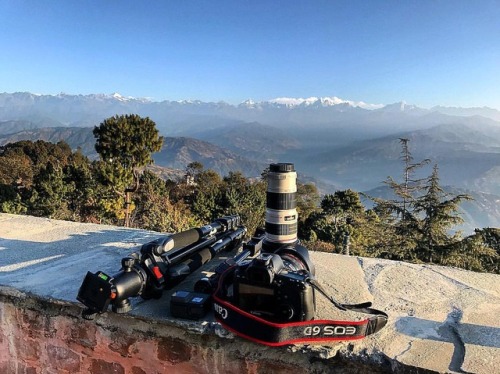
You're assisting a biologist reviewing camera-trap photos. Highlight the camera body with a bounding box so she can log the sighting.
[233,251,315,322]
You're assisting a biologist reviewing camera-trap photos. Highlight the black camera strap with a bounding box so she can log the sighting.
[213,266,388,347]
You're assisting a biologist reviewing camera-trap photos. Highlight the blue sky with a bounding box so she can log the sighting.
[1,0,499,109]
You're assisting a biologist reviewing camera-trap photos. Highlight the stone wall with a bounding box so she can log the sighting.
[0,287,393,374]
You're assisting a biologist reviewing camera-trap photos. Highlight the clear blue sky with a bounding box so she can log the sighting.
[1,0,499,109]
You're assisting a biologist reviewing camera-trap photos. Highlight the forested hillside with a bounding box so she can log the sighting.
[0,136,498,274]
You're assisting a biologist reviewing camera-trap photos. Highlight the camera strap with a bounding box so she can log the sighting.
[212,266,388,347]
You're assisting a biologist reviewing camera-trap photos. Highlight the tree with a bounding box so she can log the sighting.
[0,140,76,218]
[0,152,33,188]
[350,208,397,258]
[219,171,266,235]
[191,169,224,222]
[93,114,163,226]
[133,171,197,233]
[369,138,431,260]
[296,183,320,223]
[63,150,100,222]
[0,150,33,214]
[382,138,430,224]
[413,164,472,263]
[320,190,364,232]
[186,161,204,179]
[398,138,430,218]
[300,190,365,252]
[29,160,71,219]
[459,228,499,273]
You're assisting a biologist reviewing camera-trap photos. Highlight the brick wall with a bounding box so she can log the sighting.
[0,288,390,374]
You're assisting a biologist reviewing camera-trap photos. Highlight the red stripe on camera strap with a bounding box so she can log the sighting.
[213,266,388,347]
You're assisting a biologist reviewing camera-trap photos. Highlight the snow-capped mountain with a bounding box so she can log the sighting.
[1,91,499,119]
[238,96,383,110]
[267,96,384,110]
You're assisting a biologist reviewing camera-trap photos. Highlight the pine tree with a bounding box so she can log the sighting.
[93,114,163,226]
[370,138,430,260]
[414,164,472,263]
[383,138,430,223]
[414,165,471,263]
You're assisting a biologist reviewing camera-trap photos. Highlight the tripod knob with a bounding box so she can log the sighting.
[121,257,135,271]
[112,299,132,314]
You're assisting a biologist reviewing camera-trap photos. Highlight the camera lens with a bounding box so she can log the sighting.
[265,163,298,245]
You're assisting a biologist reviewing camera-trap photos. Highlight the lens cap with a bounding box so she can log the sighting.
[270,163,295,172]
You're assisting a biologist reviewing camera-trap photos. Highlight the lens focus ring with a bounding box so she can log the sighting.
[266,192,296,210]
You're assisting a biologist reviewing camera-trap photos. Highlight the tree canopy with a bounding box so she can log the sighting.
[93,114,163,192]
[93,114,163,225]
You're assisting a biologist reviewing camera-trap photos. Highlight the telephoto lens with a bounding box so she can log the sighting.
[263,162,315,275]
[264,163,298,248]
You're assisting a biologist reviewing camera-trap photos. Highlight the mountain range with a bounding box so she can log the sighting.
[0,92,499,233]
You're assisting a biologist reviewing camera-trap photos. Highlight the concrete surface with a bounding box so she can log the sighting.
[1,213,499,373]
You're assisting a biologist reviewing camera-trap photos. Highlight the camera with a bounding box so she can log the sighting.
[232,163,316,322]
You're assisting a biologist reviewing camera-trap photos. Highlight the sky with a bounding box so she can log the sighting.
[1,0,499,109]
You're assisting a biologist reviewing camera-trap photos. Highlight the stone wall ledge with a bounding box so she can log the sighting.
[1,213,499,373]
[0,285,397,374]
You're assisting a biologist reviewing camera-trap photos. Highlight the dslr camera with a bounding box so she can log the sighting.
[232,163,316,322]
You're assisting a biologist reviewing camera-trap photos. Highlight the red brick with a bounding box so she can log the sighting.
[131,367,147,374]
[25,367,38,374]
[108,331,139,357]
[90,359,125,374]
[47,344,81,372]
[15,362,39,374]
[69,322,97,349]
[0,362,13,374]
[157,338,191,364]
[15,337,41,362]
[22,309,54,339]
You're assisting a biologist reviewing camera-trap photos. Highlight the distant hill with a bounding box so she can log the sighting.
[0,126,97,157]
[0,127,266,177]
[0,118,66,136]
[155,137,266,177]
[300,122,500,196]
[192,121,301,163]
[2,92,500,136]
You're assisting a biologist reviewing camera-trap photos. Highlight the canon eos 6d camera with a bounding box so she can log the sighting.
[233,163,316,322]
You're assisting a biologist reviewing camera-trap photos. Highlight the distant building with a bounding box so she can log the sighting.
[185,174,196,186]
